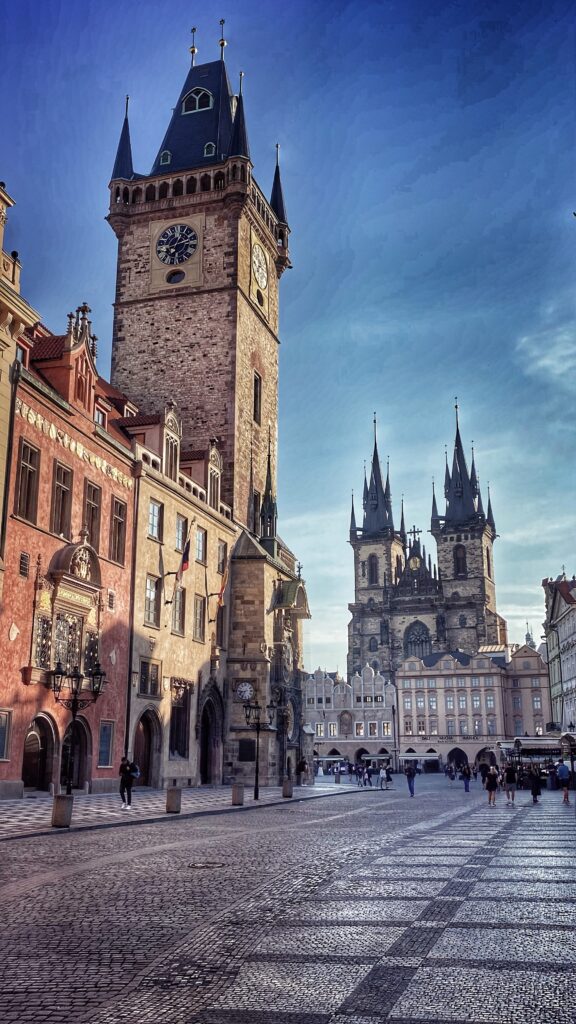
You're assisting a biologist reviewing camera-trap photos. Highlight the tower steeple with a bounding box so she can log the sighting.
[487,487,496,533]
[259,432,278,557]
[349,492,357,541]
[444,403,477,527]
[111,97,134,180]
[270,144,288,225]
[431,480,440,530]
[228,74,250,159]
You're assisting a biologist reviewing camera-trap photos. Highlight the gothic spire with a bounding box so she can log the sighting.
[270,144,288,225]
[487,487,496,533]
[431,480,441,530]
[383,459,395,531]
[444,403,477,527]
[470,445,479,497]
[362,428,395,536]
[111,97,134,180]
[228,75,251,159]
[400,496,407,547]
[349,492,357,541]
[444,448,451,499]
[259,431,278,556]
[362,464,368,510]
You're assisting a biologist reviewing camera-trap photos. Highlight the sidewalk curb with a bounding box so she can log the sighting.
[0,786,360,843]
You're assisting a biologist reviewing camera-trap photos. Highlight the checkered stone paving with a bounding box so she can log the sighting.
[0,776,575,1024]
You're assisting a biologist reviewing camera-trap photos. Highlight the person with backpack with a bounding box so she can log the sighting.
[119,755,139,810]
[405,762,416,797]
[556,759,571,805]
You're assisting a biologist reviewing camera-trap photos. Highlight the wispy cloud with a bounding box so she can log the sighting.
[516,305,576,394]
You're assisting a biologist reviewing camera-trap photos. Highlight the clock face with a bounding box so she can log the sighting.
[156,224,198,266]
[237,681,255,702]
[252,243,268,289]
[409,556,421,571]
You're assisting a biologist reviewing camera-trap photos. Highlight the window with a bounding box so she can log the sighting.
[375,694,384,703]
[453,544,467,576]
[51,463,73,537]
[447,719,455,736]
[428,695,437,712]
[204,142,216,157]
[427,678,436,689]
[382,722,391,736]
[165,437,178,480]
[445,694,454,711]
[148,499,163,540]
[531,677,540,688]
[355,722,365,737]
[456,676,466,687]
[84,481,101,551]
[110,498,127,563]
[170,686,190,758]
[402,679,412,689]
[404,621,431,659]
[532,694,542,711]
[512,678,519,688]
[253,371,262,424]
[471,676,480,688]
[94,406,107,428]
[53,612,82,672]
[98,722,114,767]
[252,490,261,534]
[368,554,378,585]
[217,539,227,575]
[176,515,187,552]
[307,697,314,705]
[487,718,496,736]
[160,150,171,165]
[182,88,213,113]
[429,719,438,735]
[315,723,325,737]
[139,660,160,697]
[83,631,99,674]
[416,694,425,711]
[193,595,206,642]
[472,693,481,711]
[368,636,378,652]
[367,721,377,737]
[34,616,52,669]
[404,720,413,735]
[522,660,531,669]
[459,719,469,735]
[19,552,30,578]
[514,718,523,736]
[473,718,482,735]
[403,696,412,711]
[486,693,495,710]
[328,723,337,737]
[458,694,467,711]
[208,468,220,509]
[364,695,373,704]
[145,576,161,627]
[317,697,324,704]
[512,695,522,711]
[195,527,207,563]
[15,343,27,365]
[17,441,40,523]
[0,710,11,758]
[172,587,186,635]
[535,723,543,736]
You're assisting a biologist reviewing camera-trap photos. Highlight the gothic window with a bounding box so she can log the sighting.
[159,182,169,199]
[169,685,190,758]
[186,176,197,195]
[459,614,467,627]
[160,150,171,165]
[368,554,378,585]
[172,179,183,196]
[453,544,467,577]
[182,88,213,113]
[404,621,431,659]
[214,172,225,189]
[368,637,378,652]
[200,174,211,192]
[208,469,220,509]
[486,548,492,579]
[131,187,142,204]
[165,437,179,481]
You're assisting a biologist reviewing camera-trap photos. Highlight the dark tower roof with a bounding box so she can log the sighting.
[150,59,234,175]
[487,490,496,532]
[444,417,477,527]
[259,434,278,556]
[111,102,134,180]
[362,439,395,536]
[400,497,407,547]
[270,151,288,225]
[431,481,440,530]
[349,492,357,541]
[228,91,250,159]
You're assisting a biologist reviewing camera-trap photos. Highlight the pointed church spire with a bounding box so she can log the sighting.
[487,486,496,533]
[362,463,368,510]
[383,457,395,531]
[260,430,278,556]
[111,97,134,180]
[229,74,251,159]
[400,495,407,547]
[431,480,440,530]
[349,492,357,541]
[444,447,451,498]
[444,400,477,527]
[470,443,479,497]
[270,144,288,225]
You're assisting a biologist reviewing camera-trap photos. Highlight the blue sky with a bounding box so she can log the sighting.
[2,0,574,672]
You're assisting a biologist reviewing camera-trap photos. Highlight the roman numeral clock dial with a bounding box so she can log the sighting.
[156,223,198,265]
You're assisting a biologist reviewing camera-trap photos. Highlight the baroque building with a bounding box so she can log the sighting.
[107,34,310,787]
[347,413,507,679]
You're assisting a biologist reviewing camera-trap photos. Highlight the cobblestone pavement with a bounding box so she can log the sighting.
[1,776,574,1024]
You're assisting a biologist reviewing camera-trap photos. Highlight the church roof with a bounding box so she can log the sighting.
[270,161,288,224]
[150,59,234,176]
[111,111,134,181]
[228,92,250,160]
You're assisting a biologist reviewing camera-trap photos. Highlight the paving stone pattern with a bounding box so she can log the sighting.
[0,777,574,1023]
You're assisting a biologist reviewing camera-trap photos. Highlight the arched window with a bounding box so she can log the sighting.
[204,142,216,158]
[164,437,178,481]
[214,171,225,189]
[368,554,378,586]
[182,88,213,113]
[186,176,197,195]
[453,544,467,577]
[368,637,378,652]
[131,187,142,204]
[158,182,169,200]
[404,621,431,659]
[145,184,156,202]
[486,548,492,579]
[122,187,129,204]
[160,150,171,166]
[200,174,211,192]
[172,179,183,197]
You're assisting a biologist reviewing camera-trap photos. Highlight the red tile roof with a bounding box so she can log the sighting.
[30,335,66,361]
[116,413,161,428]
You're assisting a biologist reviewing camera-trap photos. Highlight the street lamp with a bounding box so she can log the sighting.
[243,699,276,800]
[49,660,106,795]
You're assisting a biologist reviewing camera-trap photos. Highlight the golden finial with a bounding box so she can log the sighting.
[189,26,198,66]
[219,18,227,59]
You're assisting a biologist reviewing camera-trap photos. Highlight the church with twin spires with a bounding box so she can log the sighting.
[347,413,507,680]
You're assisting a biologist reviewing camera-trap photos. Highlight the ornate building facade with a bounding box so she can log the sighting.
[347,414,507,680]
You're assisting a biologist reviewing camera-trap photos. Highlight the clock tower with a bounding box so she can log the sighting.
[107,42,290,527]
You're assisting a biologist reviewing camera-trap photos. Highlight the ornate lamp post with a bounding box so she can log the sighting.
[243,698,276,800]
[49,661,106,795]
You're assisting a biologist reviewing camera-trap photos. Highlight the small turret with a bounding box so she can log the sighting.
[228,76,250,159]
[349,492,357,541]
[259,432,278,558]
[111,97,134,181]
[270,145,288,226]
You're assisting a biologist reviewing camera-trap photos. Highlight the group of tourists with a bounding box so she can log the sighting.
[474,758,572,806]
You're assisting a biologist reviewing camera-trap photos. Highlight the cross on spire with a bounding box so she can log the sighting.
[409,525,422,545]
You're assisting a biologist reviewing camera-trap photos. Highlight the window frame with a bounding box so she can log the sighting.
[51,460,73,538]
[139,659,160,698]
[97,721,114,767]
[144,575,161,628]
[195,526,207,564]
[109,496,127,564]
[175,514,188,553]
[171,586,186,636]
[148,498,164,541]
[16,439,40,524]
[0,709,12,760]
[193,594,206,642]
[83,479,102,552]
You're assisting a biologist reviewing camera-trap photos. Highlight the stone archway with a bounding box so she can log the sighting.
[133,709,162,786]
[22,715,58,790]
[447,746,468,767]
[198,680,225,785]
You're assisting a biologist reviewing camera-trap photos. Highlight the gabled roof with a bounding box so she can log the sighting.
[30,335,66,361]
[150,59,234,176]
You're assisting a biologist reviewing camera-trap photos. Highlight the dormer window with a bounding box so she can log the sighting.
[160,151,171,166]
[182,88,213,113]
[94,407,107,429]
[204,142,216,158]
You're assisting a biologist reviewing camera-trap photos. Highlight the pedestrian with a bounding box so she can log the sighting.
[529,765,542,804]
[472,765,478,782]
[386,764,393,787]
[405,762,416,797]
[356,764,363,787]
[556,759,571,805]
[485,765,498,806]
[461,763,472,793]
[119,755,138,810]
[379,766,388,790]
[504,763,517,805]
[366,765,373,787]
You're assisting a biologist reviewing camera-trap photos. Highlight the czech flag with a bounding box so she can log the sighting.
[176,539,190,583]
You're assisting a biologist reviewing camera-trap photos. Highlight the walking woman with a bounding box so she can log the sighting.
[530,765,542,804]
[485,765,499,806]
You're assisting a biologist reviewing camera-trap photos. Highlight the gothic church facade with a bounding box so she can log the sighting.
[348,416,507,681]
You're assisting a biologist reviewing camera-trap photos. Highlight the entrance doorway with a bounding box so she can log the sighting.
[60,719,88,791]
[200,700,221,784]
[133,713,154,785]
[22,717,55,790]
